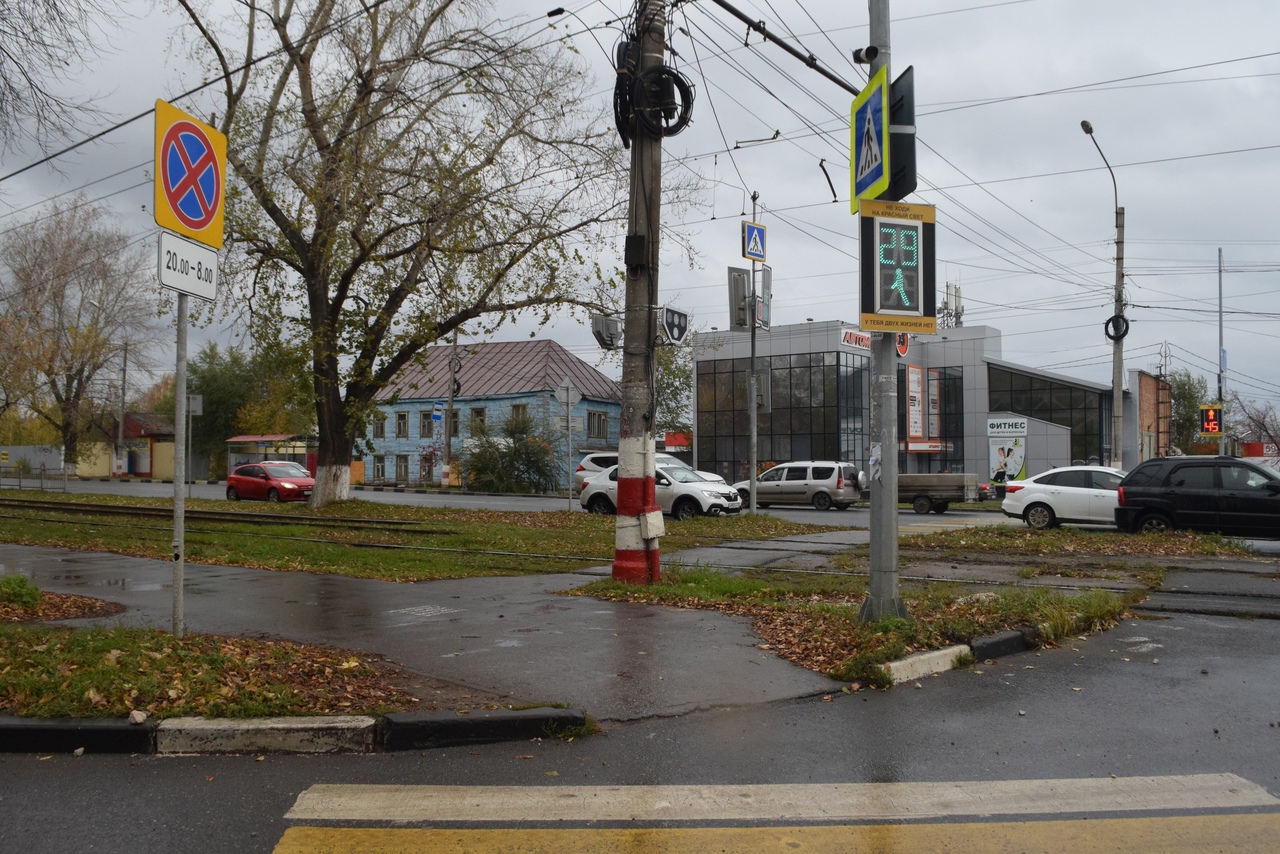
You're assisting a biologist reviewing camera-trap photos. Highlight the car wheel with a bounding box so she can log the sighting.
[738,489,750,504]
[267,488,281,502]
[912,495,932,515]
[673,498,700,521]
[1136,513,1173,534]
[226,486,239,502]
[587,495,615,515]
[1025,503,1056,530]
[812,492,833,511]
[931,502,950,514]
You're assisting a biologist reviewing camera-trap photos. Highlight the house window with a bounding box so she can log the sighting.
[373,455,386,480]
[420,411,433,438]
[470,407,486,431]
[372,417,386,439]
[395,412,408,438]
[587,410,608,440]
[510,403,528,422]
[447,408,459,438]
[395,454,409,482]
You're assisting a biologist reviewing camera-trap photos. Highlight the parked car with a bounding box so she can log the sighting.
[574,451,724,492]
[579,464,741,520]
[1115,456,1280,538]
[1001,465,1126,529]
[226,461,315,502]
[733,462,866,511]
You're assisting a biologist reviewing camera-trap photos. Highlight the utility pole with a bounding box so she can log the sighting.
[748,191,759,513]
[1113,204,1126,467]
[1081,120,1126,469]
[1218,247,1225,456]
[444,329,458,488]
[859,0,907,622]
[116,342,127,476]
[614,0,667,583]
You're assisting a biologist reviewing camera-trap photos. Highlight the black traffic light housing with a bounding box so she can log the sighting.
[882,66,916,202]
[1199,405,1223,436]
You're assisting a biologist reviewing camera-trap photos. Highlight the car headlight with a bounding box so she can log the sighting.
[280,481,298,489]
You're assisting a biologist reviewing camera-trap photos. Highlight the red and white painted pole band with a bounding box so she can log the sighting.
[612,435,663,583]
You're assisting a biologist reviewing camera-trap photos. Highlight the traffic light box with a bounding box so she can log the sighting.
[1199,404,1223,437]
[883,66,916,202]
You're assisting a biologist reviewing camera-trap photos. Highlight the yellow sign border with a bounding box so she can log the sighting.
[154,99,227,250]
[850,66,890,210]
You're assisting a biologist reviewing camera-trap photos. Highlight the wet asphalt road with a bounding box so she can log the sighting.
[2,611,1278,854]
[5,481,1280,851]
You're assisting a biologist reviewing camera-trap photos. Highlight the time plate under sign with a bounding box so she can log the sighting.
[158,230,218,301]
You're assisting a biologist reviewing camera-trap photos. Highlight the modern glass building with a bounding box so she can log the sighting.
[692,321,1144,483]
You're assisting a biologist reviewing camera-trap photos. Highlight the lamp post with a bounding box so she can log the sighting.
[1081,120,1126,468]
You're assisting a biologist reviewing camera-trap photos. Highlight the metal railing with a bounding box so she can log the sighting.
[0,463,69,492]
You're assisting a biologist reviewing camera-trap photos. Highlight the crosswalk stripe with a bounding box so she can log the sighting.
[274,815,1280,854]
[285,774,1277,823]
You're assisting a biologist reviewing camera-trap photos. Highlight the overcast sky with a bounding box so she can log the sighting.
[3,0,1278,408]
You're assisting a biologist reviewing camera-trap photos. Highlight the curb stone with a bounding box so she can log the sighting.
[879,628,1039,685]
[0,707,585,756]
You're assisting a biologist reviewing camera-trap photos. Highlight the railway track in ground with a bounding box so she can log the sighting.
[0,497,427,531]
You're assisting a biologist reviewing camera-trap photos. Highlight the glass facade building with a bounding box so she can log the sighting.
[696,349,870,482]
[692,322,1126,483]
[987,364,1110,464]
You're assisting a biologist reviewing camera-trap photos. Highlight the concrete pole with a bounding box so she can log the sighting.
[613,0,665,583]
[748,191,759,512]
[859,0,907,622]
[444,329,458,487]
[1218,247,1225,455]
[116,342,127,476]
[1082,120,1125,468]
[1113,205,1125,467]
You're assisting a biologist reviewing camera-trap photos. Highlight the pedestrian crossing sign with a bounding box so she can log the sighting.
[850,66,889,209]
[742,221,766,262]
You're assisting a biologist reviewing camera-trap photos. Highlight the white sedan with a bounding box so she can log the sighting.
[1001,465,1127,530]
[580,465,742,520]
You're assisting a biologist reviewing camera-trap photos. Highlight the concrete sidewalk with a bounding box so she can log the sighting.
[4,527,1277,755]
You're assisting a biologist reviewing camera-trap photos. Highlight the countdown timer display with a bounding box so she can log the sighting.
[859,200,936,333]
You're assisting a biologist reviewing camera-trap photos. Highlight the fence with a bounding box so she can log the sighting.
[0,463,69,492]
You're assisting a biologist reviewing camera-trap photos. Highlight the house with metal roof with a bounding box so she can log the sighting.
[363,339,621,489]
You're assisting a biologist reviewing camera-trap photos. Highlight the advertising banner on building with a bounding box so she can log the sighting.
[907,365,924,439]
[988,438,1026,483]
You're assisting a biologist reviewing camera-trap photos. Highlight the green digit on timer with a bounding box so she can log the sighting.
[879,223,917,309]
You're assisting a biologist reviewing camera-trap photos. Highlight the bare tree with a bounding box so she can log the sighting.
[175,0,633,505]
[0,196,160,466]
[1229,390,1280,449]
[0,0,121,152]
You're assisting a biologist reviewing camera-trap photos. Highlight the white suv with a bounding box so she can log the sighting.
[580,465,742,520]
[575,452,724,492]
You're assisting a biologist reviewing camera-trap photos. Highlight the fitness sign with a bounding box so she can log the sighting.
[154,99,225,300]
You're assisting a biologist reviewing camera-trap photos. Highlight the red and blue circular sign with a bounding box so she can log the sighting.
[160,121,222,231]
[154,100,226,249]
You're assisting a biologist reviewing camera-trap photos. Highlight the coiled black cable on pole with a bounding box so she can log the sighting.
[612,39,639,149]
[633,65,694,139]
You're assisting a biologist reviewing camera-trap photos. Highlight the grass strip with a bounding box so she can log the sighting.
[574,567,1137,688]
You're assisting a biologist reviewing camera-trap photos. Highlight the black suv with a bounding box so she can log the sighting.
[1115,456,1280,538]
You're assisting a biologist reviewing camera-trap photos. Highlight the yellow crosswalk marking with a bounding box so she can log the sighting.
[274,814,1280,854]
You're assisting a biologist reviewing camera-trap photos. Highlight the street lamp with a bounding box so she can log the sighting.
[1081,120,1127,468]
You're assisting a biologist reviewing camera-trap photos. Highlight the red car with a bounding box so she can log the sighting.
[226,461,315,502]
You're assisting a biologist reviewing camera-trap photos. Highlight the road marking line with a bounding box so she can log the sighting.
[285,774,1277,822]
[273,814,1280,854]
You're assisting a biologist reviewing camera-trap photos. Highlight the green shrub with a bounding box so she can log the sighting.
[0,575,40,609]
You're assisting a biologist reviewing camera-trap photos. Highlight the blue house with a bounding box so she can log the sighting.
[364,339,621,489]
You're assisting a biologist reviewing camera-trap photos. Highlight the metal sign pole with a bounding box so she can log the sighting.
[172,293,187,639]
